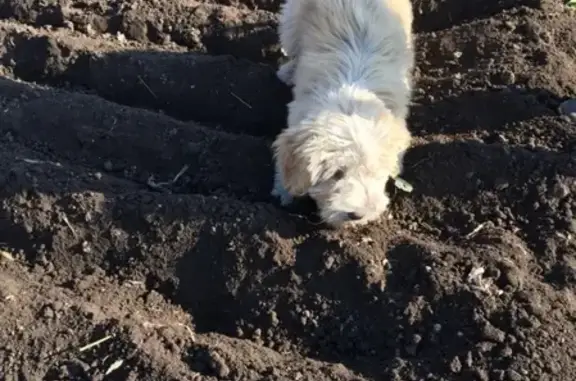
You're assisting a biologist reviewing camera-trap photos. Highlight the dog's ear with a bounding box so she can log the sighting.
[272,128,313,196]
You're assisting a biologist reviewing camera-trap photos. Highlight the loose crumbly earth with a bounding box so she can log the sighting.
[0,0,575,380]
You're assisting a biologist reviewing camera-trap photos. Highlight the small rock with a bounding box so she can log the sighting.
[506,369,522,381]
[500,346,513,357]
[41,305,55,319]
[552,181,570,199]
[559,99,576,123]
[475,369,490,381]
[269,310,279,327]
[324,255,335,270]
[546,360,561,374]
[481,323,506,343]
[503,20,516,30]
[449,356,462,373]
[103,160,113,171]
[85,23,96,36]
[498,70,516,85]
[492,369,506,381]
[477,341,496,352]
[82,241,92,254]
[496,133,509,144]
[208,351,230,378]
[465,351,474,367]
[501,265,524,290]
[494,178,510,191]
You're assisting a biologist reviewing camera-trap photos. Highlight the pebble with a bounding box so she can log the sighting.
[481,323,506,343]
[494,178,510,191]
[475,369,490,381]
[42,304,55,319]
[506,369,522,381]
[449,356,462,373]
[465,351,474,367]
[500,346,513,357]
[552,181,570,199]
[499,70,516,85]
[269,310,279,327]
[559,99,576,123]
[477,341,496,353]
[502,266,524,290]
[324,256,335,270]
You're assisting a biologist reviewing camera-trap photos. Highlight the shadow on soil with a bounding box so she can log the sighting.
[174,223,495,379]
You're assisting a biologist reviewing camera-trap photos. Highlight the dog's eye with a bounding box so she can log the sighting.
[332,169,345,181]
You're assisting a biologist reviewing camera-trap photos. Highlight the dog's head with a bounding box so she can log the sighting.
[273,98,410,227]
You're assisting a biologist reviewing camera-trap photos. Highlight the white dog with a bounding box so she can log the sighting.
[271,0,414,227]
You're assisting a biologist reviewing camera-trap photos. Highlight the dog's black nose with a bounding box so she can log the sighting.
[347,212,363,221]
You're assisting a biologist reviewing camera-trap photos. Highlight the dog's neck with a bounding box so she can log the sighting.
[329,84,388,117]
[296,54,411,120]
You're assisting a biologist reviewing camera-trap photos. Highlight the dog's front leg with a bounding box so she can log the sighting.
[276,59,297,86]
[271,169,295,206]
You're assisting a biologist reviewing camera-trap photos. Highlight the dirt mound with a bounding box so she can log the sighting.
[1,0,576,380]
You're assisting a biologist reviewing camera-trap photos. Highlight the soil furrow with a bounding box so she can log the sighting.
[1,75,574,277]
[0,20,290,136]
[2,139,576,380]
[0,78,277,201]
[2,10,575,141]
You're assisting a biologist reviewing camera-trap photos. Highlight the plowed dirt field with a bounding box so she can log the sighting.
[0,1,575,380]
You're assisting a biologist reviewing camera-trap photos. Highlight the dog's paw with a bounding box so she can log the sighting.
[271,183,294,206]
[276,61,295,86]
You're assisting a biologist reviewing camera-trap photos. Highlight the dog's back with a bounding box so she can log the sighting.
[299,0,412,49]
[287,0,414,119]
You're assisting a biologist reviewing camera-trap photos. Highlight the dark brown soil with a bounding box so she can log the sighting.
[0,1,576,380]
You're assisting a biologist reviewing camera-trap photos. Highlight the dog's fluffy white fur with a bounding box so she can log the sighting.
[272,0,414,227]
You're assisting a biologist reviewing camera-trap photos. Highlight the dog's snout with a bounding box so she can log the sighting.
[347,212,364,221]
